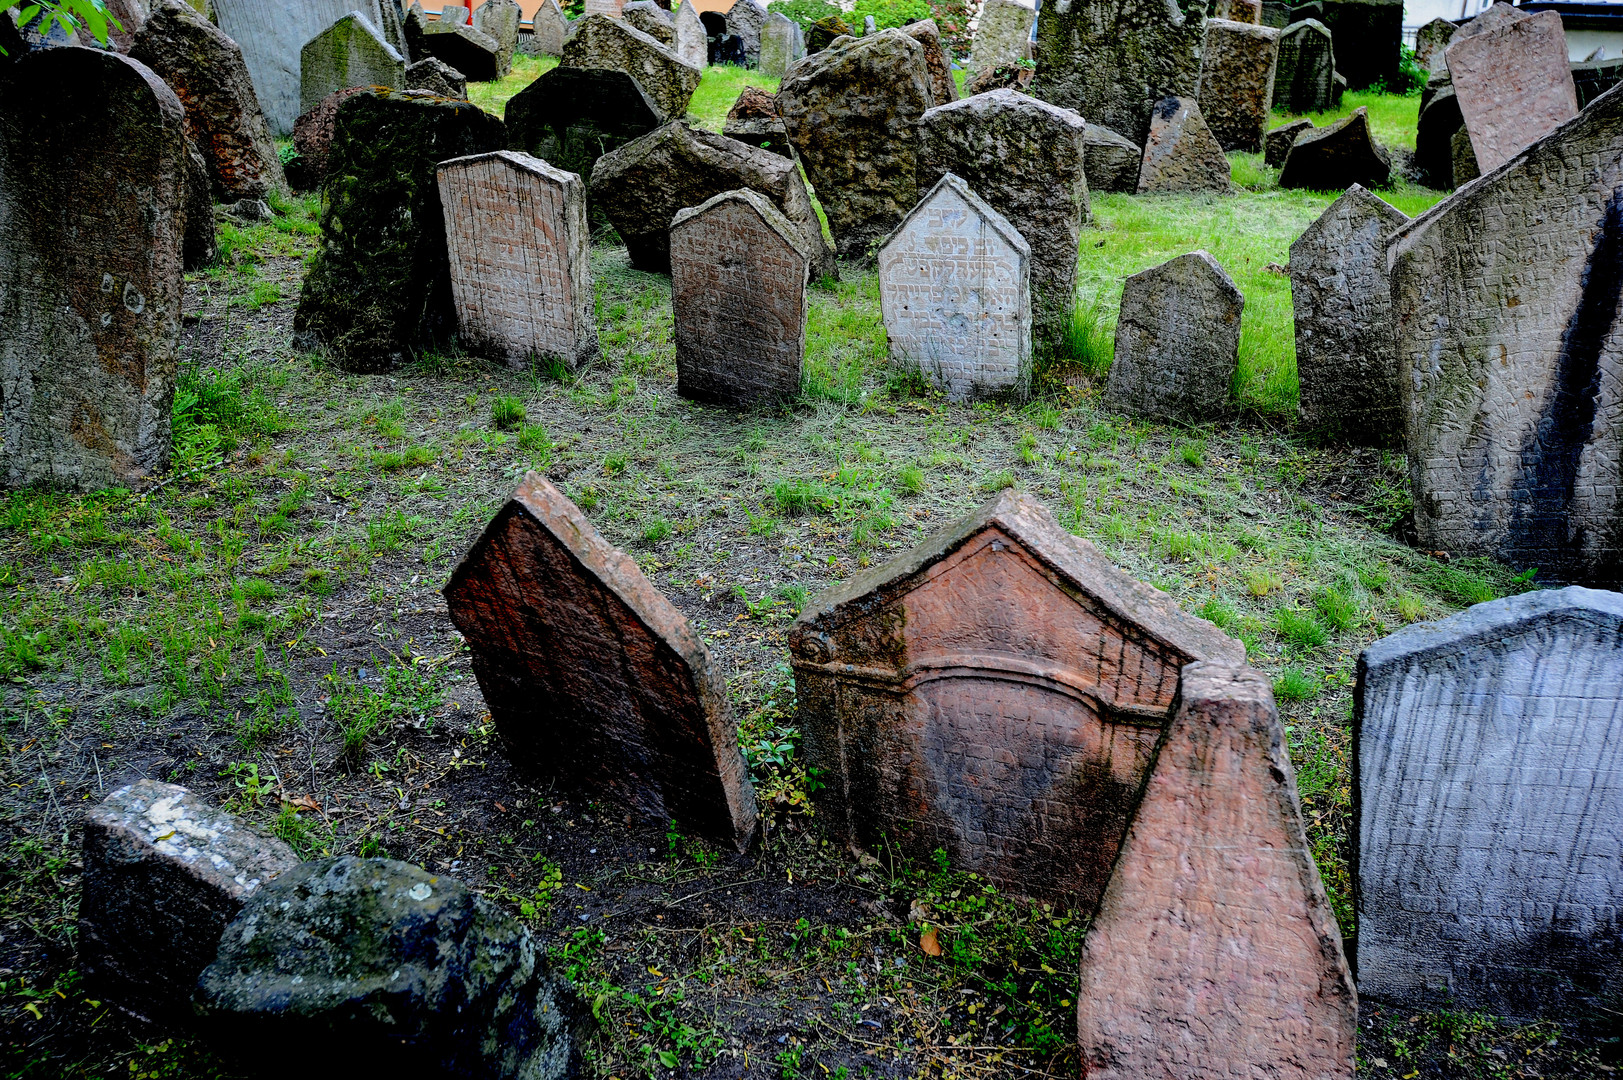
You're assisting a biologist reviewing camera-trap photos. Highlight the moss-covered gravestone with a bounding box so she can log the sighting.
[299,11,405,116]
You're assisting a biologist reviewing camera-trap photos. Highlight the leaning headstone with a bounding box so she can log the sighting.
[130,0,288,201]
[673,0,705,66]
[1264,117,1312,167]
[1271,18,1336,112]
[444,474,761,847]
[289,85,366,190]
[1354,588,1623,1018]
[877,173,1032,401]
[1136,96,1232,194]
[1083,123,1143,193]
[1414,14,1454,70]
[406,55,467,96]
[723,84,790,157]
[505,65,662,184]
[758,10,797,77]
[533,0,568,54]
[971,0,1034,67]
[1452,0,1524,42]
[438,151,596,369]
[790,489,1243,903]
[293,89,505,371]
[439,3,468,25]
[213,0,364,134]
[1315,0,1400,90]
[198,857,586,1077]
[79,780,298,1024]
[904,18,956,105]
[917,88,1088,355]
[411,9,502,80]
[376,0,410,61]
[0,48,185,491]
[1278,105,1389,189]
[776,29,933,257]
[1414,82,1462,187]
[1103,250,1242,423]
[671,189,810,408]
[726,0,767,65]
[1388,85,1623,585]
[1446,11,1577,175]
[300,12,405,116]
[561,13,701,121]
[182,138,220,270]
[622,0,674,47]
[1289,184,1407,442]
[1077,662,1357,1079]
[471,0,520,73]
[1195,19,1280,152]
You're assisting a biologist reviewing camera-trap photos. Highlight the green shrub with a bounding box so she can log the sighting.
[1274,667,1319,703]
[767,0,842,28]
[1276,608,1329,652]
[490,395,526,429]
[850,0,932,30]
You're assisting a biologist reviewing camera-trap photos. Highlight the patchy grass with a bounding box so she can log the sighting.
[686,64,780,131]
[1274,88,1424,152]
[467,53,558,117]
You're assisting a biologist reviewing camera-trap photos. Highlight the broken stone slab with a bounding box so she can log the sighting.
[1196,19,1280,152]
[79,780,299,1023]
[198,857,586,1077]
[1315,0,1401,91]
[673,0,705,66]
[1083,123,1142,193]
[410,8,502,80]
[1278,105,1389,189]
[532,0,567,54]
[790,489,1243,904]
[439,3,468,25]
[213,0,372,134]
[471,0,520,73]
[757,9,797,77]
[1264,117,1312,167]
[300,11,405,116]
[444,474,760,848]
[1446,9,1577,175]
[723,86,789,156]
[903,17,956,105]
[561,13,700,120]
[970,0,1034,68]
[1136,95,1232,194]
[1414,14,1454,70]
[406,54,466,97]
[1354,587,1623,1020]
[1076,661,1357,1080]
[725,0,766,65]
[622,0,674,48]
[288,84,367,189]
[505,65,661,188]
[1103,250,1242,423]
[1271,18,1336,112]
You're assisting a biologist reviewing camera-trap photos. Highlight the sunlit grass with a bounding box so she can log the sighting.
[467,53,558,117]
[1273,88,1423,151]
[685,64,780,129]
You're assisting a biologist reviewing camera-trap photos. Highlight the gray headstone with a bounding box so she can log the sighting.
[1195,18,1280,152]
[560,13,701,121]
[1414,81,1461,187]
[971,0,1034,68]
[727,0,767,65]
[1082,123,1142,193]
[1446,9,1577,175]
[863,13,874,35]
[532,0,567,54]
[1103,250,1241,423]
[300,11,405,116]
[757,10,797,78]
[439,2,467,23]
[1264,117,1312,167]
[215,0,382,133]
[471,0,520,73]
[406,54,467,96]
[375,0,410,60]
[673,0,705,67]
[1277,104,1389,190]
[410,11,502,80]
[1414,14,1454,71]
[1271,18,1336,112]
[621,0,674,47]
[1136,95,1232,194]
[1354,587,1623,1019]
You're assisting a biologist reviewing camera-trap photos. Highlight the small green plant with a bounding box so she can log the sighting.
[1245,570,1283,597]
[1197,596,1236,629]
[603,453,628,476]
[1179,438,1206,468]
[897,463,924,495]
[773,477,828,516]
[1274,666,1319,702]
[1056,294,1114,378]
[491,395,526,429]
[980,469,1016,493]
[1018,430,1039,466]
[642,517,671,544]
[1313,587,1359,633]
[1276,608,1329,652]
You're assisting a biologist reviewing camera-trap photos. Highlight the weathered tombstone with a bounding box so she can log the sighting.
[79,780,298,1023]
[214,0,368,134]
[289,85,366,190]
[376,0,410,61]
[805,12,850,51]
[1083,123,1142,193]
[1195,19,1280,152]
[1278,105,1389,189]
[439,3,468,25]
[776,29,934,257]
[1450,122,1479,185]
[505,65,662,183]
[1077,662,1357,1080]
[444,473,761,848]
[971,0,1034,67]
[1215,0,1261,21]
[1414,81,1462,187]
[1103,251,1242,423]
[561,13,701,120]
[1264,117,1312,167]
[182,138,220,270]
[917,88,1088,356]
[1446,11,1577,175]
[1388,85,1623,586]
[293,89,505,371]
[533,0,568,53]
[670,189,810,408]
[1289,184,1407,442]
[790,489,1243,903]
[758,10,797,77]
[1271,18,1337,112]
[904,17,956,105]
[1136,96,1232,194]
[1354,587,1623,1018]
[877,173,1032,401]
[471,0,520,73]
[300,12,405,116]
[1414,14,1454,70]
[1452,0,1524,42]
[862,14,874,35]
[1030,0,1205,146]
[584,0,623,16]
[723,84,790,157]
[130,0,288,202]
[411,9,502,79]
[0,48,185,491]
[406,55,467,96]
[1314,0,1400,90]
[622,0,674,47]
[725,0,767,65]
[673,0,705,66]
[1573,56,1623,110]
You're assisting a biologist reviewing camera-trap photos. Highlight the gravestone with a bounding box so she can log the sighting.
[505,65,661,184]
[406,55,467,96]
[758,10,797,77]
[1271,18,1337,112]
[444,474,760,848]
[726,0,767,65]
[214,0,367,133]
[904,18,956,105]
[1264,117,1312,167]
[776,29,933,257]
[1453,0,1524,42]
[1136,96,1232,194]
[1446,10,1577,174]
[561,13,701,120]
[410,9,501,80]
[1315,0,1400,90]
[1354,587,1623,1018]
[673,0,705,66]
[971,0,1034,67]
[622,0,674,47]
[293,89,505,371]
[376,0,409,60]
[439,4,467,24]
[584,0,622,16]
[1451,122,1479,185]
[130,0,288,202]
[300,12,405,116]
[1289,184,1408,442]
[1414,15,1454,70]
[790,489,1243,903]
[1077,662,1356,1079]
[289,85,366,190]
[723,84,790,157]
[1083,124,1142,193]
[1415,82,1462,187]
[1216,0,1261,22]
[1387,84,1623,586]
[1030,0,1205,146]
[1278,105,1388,189]
[877,174,1032,401]
[1196,19,1280,152]
[806,12,850,51]
[438,151,596,369]
[917,89,1088,356]
[863,14,874,34]
[471,0,520,73]
[533,0,568,53]
[1103,250,1242,422]
[1573,56,1623,110]
[181,139,219,270]
[0,48,186,491]
[671,189,810,408]
[80,781,298,1023]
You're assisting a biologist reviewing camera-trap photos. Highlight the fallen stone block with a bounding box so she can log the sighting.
[1278,105,1390,189]
[406,55,467,97]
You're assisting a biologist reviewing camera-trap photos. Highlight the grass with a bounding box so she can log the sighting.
[684,64,780,131]
[467,53,558,117]
[1273,88,1424,152]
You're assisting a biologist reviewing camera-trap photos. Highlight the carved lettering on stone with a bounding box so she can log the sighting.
[1445,9,1577,174]
[1271,18,1337,112]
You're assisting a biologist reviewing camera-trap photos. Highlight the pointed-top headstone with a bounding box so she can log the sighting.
[1136,95,1232,194]
[1271,17,1336,112]
[1104,250,1243,422]
[532,0,567,53]
[726,0,767,65]
[673,0,705,66]
[1414,15,1455,70]
[300,12,406,115]
[214,0,376,133]
[471,0,520,74]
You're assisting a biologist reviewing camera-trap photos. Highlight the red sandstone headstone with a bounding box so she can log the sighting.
[1445,10,1577,174]
[444,473,758,849]
[1075,661,1356,1079]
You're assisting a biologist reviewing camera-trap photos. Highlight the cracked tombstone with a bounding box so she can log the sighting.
[300,11,405,116]
[214,0,374,133]
[723,84,790,158]
[1278,105,1389,189]
[1196,19,1280,152]
[1265,117,1312,167]
[1445,9,1577,174]
[1136,96,1232,194]
[504,65,662,185]
[561,13,701,120]
[1103,251,1242,423]
[444,474,760,849]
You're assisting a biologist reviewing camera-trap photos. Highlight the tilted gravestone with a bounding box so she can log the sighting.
[300,12,405,116]
[438,151,596,369]
[214,0,372,134]
[723,85,790,158]
[439,3,468,25]
[1104,251,1242,423]
[1195,19,1280,152]
[1270,18,1337,112]
[1355,587,1623,1019]
[471,0,520,74]
[505,65,662,185]
[1278,105,1389,189]
[725,0,767,66]
[406,55,467,97]
[532,0,568,54]
[1264,118,1312,167]
[561,13,701,121]
[904,18,956,105]
[1136,96,1232,194]
[622,0,675,48]
[1077,662,1356,1080]
[917,89,1088,356]
[445,473,760,849]
[776,29,933,257]
[878,173,1032,401]
[790,489,1243,904]
[0,48,186,491]
[1445,10,1577,175]
[1414,14,1454,70]
[1388,84,1623,586]
[673,0,705,67]
[1083,124,1142,193]
[671,189,810,408]
[1290,184,1407,443]
[409,7,502,80]
[1415,81,1462,187]
[293,89,505,371]
[583,0,622,16]
[1314,0,1400,91]
[376,0,410,60]
[757,10,797,78]
[971,0,1034,68]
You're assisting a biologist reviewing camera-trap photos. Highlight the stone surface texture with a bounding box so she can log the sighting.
[673,0,705,65]
[1414,14,1454,70]
[1136,95,1232,194]
[299,12,405,115]
[1354,587,1623,1019]
[1217,0,1261,20]
[293,89,505,371]
[584,0,622,16]
[0,48,185,492]
[443,474,760,848]
[903,18,956,105]
[971,0,1034,67]
[776,29,933,258]
[182,138,220,270]
[805,12,850,51]
[622,0,674,47]
[406,55,467,97]
[472,0,520,73]
[213,0,368,133]
[561,13,700,120]
[410,10,502,80]
[723,86,789,156]
[1077,662,1357,1079]
[725,0,766,65]
[504,65,661,184]
[1451,121,1480,185]
[1272,17,1336,112]
[80,780,298,1022]
[1278,105,1389,189]
[1415,82,1461,186]
[1387,84,1623,586]
[790,489,1242,903]
[1104,250,1242,422]
[1316,0,1401,90]
[289,85,366,189]
[533,0,568,53]
[1083,123,1142,193]
[1265,117,1312,166]
[1196,18,1280,152]
[758,10,797,77]
[1446,10,1577,175]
